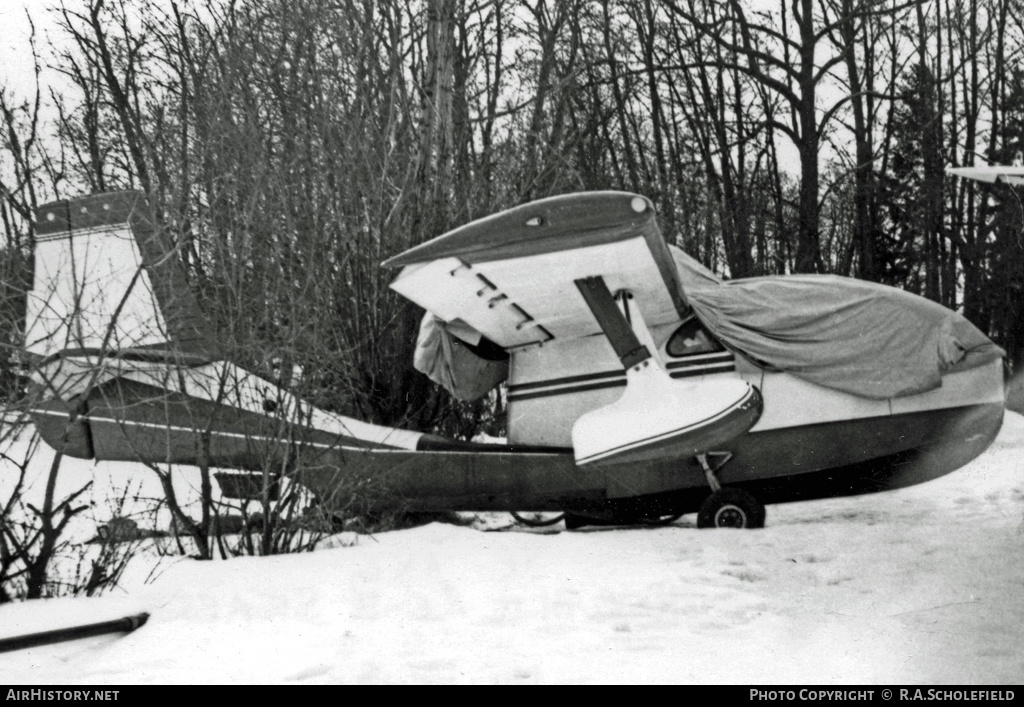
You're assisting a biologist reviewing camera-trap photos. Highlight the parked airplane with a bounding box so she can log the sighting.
[21,189,1005,529]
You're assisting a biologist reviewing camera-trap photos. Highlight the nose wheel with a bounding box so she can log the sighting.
[696,453,766,529]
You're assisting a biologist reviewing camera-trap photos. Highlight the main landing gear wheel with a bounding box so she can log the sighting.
[697,488,766,529]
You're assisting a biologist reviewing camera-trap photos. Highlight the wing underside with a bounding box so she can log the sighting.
[386,192,688,350]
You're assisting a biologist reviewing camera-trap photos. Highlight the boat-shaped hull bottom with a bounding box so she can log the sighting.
[588,401,1006,521]
[298,402,1004,516]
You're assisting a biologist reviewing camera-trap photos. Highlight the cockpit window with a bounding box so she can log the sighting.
[666,316,724,357]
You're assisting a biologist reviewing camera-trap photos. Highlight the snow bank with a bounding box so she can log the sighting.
[0,414,1022,684]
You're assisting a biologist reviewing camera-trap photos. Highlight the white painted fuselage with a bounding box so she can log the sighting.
[507,317,1004,451]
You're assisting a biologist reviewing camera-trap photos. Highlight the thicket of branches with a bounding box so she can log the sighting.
[2,0,1023,424]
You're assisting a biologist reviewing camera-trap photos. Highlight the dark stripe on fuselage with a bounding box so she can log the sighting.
[668,363,736,379]
[508,369,625,393]
[664,352,734,369]
[507,358,737,402]
[508,378,626,402]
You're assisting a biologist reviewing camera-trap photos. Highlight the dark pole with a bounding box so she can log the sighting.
[574,276,651,369]
[0,613,149,654]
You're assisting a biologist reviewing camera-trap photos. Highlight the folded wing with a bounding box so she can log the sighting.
[385,192,690,351]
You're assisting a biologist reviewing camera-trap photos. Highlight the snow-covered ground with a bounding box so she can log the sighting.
[1,413,1022,684]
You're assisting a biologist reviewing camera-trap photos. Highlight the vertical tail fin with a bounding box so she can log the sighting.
[26,190,217,361]
[26,191,425,466]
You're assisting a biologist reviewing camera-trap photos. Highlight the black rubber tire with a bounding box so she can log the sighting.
[697,488,766,529]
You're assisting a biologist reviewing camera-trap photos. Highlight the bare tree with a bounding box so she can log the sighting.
[669,0,905,273]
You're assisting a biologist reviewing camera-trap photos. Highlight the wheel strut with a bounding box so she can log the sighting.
[695,452,766,529]
[697,452,732,492]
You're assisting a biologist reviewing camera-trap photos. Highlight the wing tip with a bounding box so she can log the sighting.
[383,191,654,268]
[35,190,152,236]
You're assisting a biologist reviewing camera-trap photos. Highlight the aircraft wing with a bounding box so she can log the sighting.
[946,165,1024,185]
[384,192,689,350]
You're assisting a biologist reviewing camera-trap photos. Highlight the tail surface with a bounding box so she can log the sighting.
[27,191,215,363]
[26,191,424,473]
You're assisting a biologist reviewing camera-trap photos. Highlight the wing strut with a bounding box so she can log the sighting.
[574,276,649,370]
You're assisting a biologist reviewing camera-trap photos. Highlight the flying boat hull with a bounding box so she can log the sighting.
[29,358,1003,518]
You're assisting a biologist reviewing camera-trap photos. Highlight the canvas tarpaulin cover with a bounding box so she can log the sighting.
[413,313,510,401]
[671,247,1004,399]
